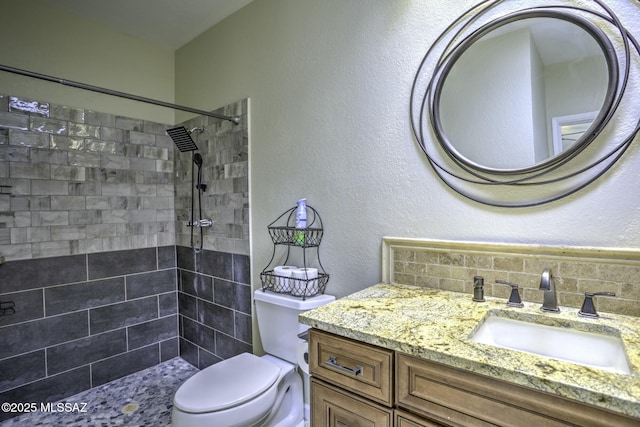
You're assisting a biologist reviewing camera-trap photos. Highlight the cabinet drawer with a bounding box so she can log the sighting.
[397,353,639,427]
[309,330,393,406]
[312,378,393,427]
[395,409,446,427]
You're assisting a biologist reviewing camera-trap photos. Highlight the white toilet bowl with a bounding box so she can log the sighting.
[172,353,303,427]
[172,290,335,427]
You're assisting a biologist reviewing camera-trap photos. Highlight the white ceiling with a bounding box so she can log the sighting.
[42,0,254,50]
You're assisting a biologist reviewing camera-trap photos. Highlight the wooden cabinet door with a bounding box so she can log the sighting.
[311,378,392,427]
[397,353,639,427]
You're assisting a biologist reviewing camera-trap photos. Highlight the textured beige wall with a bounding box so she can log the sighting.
[0,0,175,124]
[174,0,640,301]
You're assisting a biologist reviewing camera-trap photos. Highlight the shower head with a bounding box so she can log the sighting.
[166,126,199,152]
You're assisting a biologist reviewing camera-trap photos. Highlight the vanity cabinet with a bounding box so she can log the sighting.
[309,329,639,427]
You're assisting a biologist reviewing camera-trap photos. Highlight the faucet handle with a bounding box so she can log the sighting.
[495,280,524,308]
[578,292,616,318]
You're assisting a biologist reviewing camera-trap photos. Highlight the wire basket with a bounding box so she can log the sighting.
[261,204,329,299]
[260,270,329,298]
[267,226,323,247]
[267,205,323,247]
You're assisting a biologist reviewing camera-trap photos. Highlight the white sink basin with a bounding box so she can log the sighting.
[470,314,631,375]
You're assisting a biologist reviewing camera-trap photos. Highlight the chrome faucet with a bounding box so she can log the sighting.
[539,268,560,313]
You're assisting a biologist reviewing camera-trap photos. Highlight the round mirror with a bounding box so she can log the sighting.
[432,11,617,173]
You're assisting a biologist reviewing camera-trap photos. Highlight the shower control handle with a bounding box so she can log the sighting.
[186,219,214,228]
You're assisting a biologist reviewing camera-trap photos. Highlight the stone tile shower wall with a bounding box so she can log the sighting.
[177,246,252,369]
[174,99,249,255]
[386,238,640,317]
[0,93,251,416]
[0,247,178,422]
[174,99,252,368]
[0,94,175,260]
[0,93,180,421]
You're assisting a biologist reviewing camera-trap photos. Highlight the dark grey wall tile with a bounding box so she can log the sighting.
[89,296,157,335]
[198,348,222,369]
[128,315,177,350]
[178,292,197,320]
[160,337,179,362]
[0,367,90,422]
[157,245,176,269]
[215,332,251,360]
[47,329,127,375]
[0,255,86,294]
[176,245,197,271]
[159,292,178,316]
[176,246,232,280]
[176,247,253,364]
[182,317,215,355]
[201,250,233,280]
[235,312,253,344]
[232,253,250,284]
[126,269,176,299]
[179,270,213,301]
[0,350,45,393]
[179,338,198,368]
[87,248,156,280]
[45,277,125,316]
[0,289,43,327]
[0,311,88,360]
[214,280,251,314]
[91,344,159,387]
[197,300,234,336]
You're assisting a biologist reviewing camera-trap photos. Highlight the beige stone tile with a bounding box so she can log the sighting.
[414,250,438,264]
[439,252,464,266]
[465,254,492,269]
[494,256,524,272]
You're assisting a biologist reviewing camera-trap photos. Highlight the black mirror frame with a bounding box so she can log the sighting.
[410,0,640,207]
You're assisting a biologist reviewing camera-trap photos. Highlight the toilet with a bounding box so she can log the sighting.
[171,289,335,427]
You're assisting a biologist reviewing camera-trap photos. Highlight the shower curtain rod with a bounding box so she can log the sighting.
[0,64,240,125]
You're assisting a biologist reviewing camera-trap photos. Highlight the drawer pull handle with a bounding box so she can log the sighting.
[326,356,363,376]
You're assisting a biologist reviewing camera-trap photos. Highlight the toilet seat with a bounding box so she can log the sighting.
[173,353,281,413]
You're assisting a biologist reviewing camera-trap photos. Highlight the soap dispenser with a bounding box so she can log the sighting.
[473,276,485,302]
[294,198,307,245]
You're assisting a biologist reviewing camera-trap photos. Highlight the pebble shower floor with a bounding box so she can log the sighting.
[0,358,198,427]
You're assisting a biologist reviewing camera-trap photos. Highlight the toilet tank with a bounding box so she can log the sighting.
[254,290,335,364]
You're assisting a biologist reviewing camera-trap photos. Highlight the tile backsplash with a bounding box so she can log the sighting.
[384,238,640,317]
[0,94,175,261]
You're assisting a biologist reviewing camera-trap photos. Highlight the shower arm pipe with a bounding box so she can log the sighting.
[0,64,240,125]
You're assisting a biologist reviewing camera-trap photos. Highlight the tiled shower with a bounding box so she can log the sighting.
[0,94,250,421]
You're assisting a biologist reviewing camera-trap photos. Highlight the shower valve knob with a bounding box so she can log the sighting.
[186,219,214,228]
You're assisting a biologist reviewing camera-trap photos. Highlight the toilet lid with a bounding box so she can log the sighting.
[174,353,281,413]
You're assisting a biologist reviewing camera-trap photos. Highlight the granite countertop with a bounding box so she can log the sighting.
[299,283,640,419]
